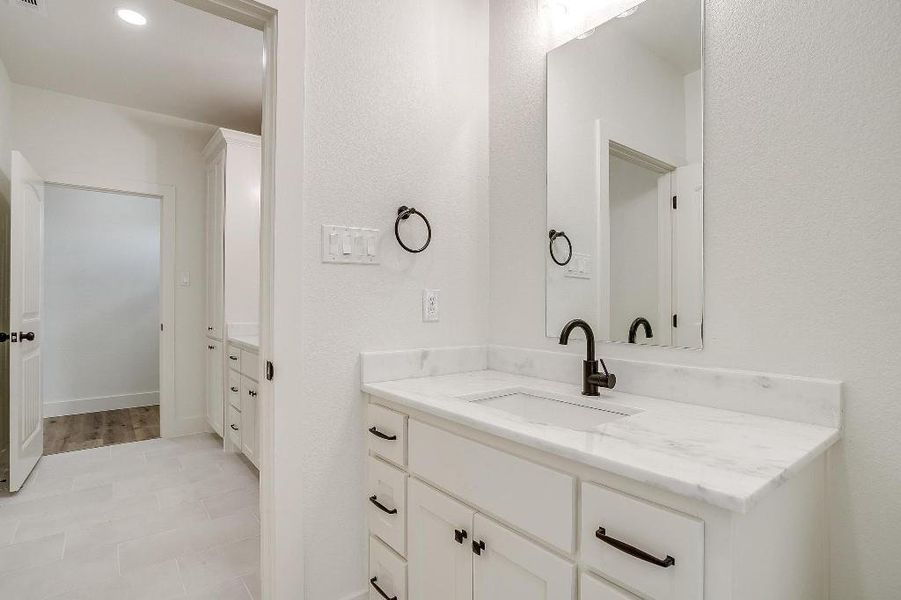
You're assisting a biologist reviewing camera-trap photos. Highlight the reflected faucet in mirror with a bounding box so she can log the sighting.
[628,317,653,344]
[559,319,616,396]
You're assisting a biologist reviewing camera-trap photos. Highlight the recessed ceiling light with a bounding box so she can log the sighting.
[616,6,639,18]
[117,8,147,26]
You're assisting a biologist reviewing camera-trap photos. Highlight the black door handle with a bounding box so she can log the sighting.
[369,577,397,600]
[595,527,675,568]
[369,495,398,515]
[368,427,397,441]
[19,332,35,341]
[454,529,468,544]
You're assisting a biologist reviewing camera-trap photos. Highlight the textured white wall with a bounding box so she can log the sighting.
[11,84,215,435]
[490,0,901,596]
[298,0,488,597]
[43,186,160,411]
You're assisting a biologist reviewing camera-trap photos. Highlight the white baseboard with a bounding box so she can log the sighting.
[44,391,160,418]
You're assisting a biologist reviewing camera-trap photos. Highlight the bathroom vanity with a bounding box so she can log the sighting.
[361,349,840,600]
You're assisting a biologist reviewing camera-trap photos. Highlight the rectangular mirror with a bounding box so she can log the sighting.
[546,0,704,348]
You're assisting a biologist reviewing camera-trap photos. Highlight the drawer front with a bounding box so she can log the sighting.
[581,483,704,600]
[228,370,242,410]
[227,405,241,446]
[581,572,640,600]
[226,344,242,371]
[409,420,575,554]
[242,349,260,380]
[368,456,407,556]
[368,403,407,467]
[370,536,407,600]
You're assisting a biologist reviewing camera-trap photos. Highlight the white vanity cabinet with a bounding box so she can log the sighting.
[366,397,829,600]
[225,341,260,468]
[205,340,223,436]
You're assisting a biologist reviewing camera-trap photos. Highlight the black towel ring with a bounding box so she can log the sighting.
[548,229,572,266]
[395,206,432,253]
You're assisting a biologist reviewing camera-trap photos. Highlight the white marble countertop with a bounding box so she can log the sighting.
[227,334,259,352]
[363,370,841,513]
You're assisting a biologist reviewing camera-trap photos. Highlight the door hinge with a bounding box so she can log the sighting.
[266,360,274,381]
[672,314,679,328]
[672,195,678,210]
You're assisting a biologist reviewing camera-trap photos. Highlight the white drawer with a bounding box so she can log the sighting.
[368,404,407,467]
[409,420,575,554]
[581,572,640,600]
[368,456,407,556]
[228,370,241,410]
[227,405,241,446]
[370,536,407,600]
[581,483,704,600]
[242,349,259,380]
[226,344,241,371]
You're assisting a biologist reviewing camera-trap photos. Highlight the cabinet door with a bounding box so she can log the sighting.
[472,514,575,600]
[408,479,474,600]
[206,340,223,436]
[240,375,258,467]
[205,152,225,340]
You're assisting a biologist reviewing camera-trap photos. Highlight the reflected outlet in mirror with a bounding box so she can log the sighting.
[545,0,704,349]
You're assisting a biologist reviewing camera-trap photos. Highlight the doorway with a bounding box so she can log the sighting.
[42,184,162,454]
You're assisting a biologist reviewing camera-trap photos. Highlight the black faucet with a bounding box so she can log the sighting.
[558,319,616,396]
[628,317,653,344]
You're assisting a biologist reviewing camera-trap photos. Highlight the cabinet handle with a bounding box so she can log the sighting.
[368,495,398,515]
[230,386,239,392]
[208,345,215,350]
[368,427,397,441]
[472,539,486,555]
[454,529,468,544]
[230,424,239,431]
[595,526,675,568]
[229,355,239,361]
[369,577,397,600]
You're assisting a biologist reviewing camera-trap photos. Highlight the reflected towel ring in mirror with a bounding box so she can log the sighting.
[548,229,572,266]
[395,205,432,253]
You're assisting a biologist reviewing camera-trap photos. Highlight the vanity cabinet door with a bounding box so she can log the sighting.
[205,339,223,436]
[472,514,575,600]
[408,479,474,600]
[241,375,259,468]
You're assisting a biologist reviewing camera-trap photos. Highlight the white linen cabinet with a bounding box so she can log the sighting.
[202,128,261,437]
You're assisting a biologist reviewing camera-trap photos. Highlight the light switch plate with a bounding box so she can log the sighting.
[564,252,591,279]
[321,225,380,264]
[422,289,440,322]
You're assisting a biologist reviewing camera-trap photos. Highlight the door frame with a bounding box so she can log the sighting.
[42,174,176,436]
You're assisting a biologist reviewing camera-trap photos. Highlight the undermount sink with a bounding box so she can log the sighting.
[465,388,641,431]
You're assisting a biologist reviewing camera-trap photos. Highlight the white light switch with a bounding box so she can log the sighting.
[179,272,191,287]
[321,225,380,264]
[422,289,440,322]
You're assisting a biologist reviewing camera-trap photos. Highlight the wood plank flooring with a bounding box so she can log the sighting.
[43,406,160,455]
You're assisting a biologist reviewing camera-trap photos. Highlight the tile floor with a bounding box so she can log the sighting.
[0,433,260,599]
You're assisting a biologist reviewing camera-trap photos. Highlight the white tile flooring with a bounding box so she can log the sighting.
[0,434,260,600]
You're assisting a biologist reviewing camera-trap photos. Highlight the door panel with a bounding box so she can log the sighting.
[206,339,223,436]
[472,514,575,600]
[9,151,44,492]
[408,478,474,600]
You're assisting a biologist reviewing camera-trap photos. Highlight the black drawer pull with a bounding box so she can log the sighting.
[230,386,239,392]
[595,527,675,568]
[229,355,239,361]
[454,529,468,544]
[369,577,397,600]
[369,495,398,515]
[230,424,239,431]
[368,427,397,441]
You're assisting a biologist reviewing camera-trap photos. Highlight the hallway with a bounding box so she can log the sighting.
[0,434,260,599]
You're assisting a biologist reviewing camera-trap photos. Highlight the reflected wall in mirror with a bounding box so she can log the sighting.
[546,0,703,349]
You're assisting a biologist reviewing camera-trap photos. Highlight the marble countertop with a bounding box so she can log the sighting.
[363,370,841,513]
[227,334,259,352]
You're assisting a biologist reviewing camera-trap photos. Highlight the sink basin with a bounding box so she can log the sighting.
[466,388,640,431]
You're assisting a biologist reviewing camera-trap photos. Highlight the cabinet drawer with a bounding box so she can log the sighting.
[226,344,242,371]
[368,404,407,467]
[581,483,704,600]
[227,405,241,446]
[581,572,640,600]
[368,456,407,556]
[228,370,241,410]
[409,420,575,554]
[242,349,259,380]
[370,536,407,600]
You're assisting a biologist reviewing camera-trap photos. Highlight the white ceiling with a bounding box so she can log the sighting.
[0,0,263,133]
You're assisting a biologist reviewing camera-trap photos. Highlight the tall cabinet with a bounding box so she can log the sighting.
[202,128,261,440]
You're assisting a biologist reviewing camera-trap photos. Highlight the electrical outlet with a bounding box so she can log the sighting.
[422,289,440,322]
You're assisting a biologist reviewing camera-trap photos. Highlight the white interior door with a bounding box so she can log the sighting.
[8,151,44,492]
